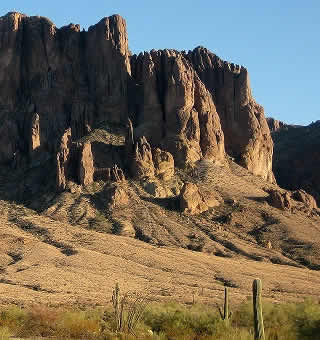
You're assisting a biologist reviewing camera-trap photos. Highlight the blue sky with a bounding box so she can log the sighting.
[1,1,319,125]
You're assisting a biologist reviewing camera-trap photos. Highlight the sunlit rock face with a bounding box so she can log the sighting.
[0,12,274,188]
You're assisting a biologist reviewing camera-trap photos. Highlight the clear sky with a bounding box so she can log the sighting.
[1,1,319,125]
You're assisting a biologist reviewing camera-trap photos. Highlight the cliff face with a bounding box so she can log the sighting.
[0,12,130,164]
[0,12,274,189]
[130,50,225,167]
[266,117,286,132]
[186,47,274,182]
[271,121,320,205]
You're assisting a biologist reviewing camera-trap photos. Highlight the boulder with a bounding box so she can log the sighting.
[152,148,174,181]
[180,182,219,215]
[144,181,171,198]
[267,189,292,211]
[107,185,129,210]
[292,190,318,210]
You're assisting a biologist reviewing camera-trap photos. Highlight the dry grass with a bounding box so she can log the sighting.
[0,153,319,308]
[1,298,320,339]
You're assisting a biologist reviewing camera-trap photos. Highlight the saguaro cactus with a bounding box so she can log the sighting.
[218,286,231,322]
[253,279,265,340]
[223,287,230,321]
[112,283,121,331]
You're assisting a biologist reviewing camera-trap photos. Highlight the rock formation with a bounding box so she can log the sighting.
[131,136,155,179]
[266,117,286,132]
[186,47,274,182]
[292,190,318,210]
[267,188,318,214]
[106,184,129,210]
[78,142,94,186]
[271,121,320,205]
[267,189,292,211]
[0,11,276,196]
[152,148,174,181]
[130,50,226,168]
[180,182,220,215]
[56,128,72,190]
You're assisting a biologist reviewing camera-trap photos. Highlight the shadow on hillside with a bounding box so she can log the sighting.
[140,195,180,211]
[245,196,266,203]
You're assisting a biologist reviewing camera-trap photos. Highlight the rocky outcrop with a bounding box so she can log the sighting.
[131,136,155,179]
[56,130,95,188]
[180,182,220,215]
[271,121,320,205]
[266,117,286,132]
[0,11,275,197]
[130,50,226,168]
[106,184,129,210]
[292,190,318,210]
[267,189,292,211]
[152,148,174,181]
[186,47,274,182]
[78,142,94,186]
[267,188,318,214]
[56,128,72,190]
[0,12,131,168]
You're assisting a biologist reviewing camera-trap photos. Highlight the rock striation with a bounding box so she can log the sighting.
[0,11,275,193]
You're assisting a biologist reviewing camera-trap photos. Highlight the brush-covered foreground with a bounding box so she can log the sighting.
[0,299,320,339]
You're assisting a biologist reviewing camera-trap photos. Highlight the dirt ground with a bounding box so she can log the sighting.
[0,159,319,308]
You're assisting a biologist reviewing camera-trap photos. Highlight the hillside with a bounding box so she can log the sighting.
[1,156,320,307]
[0,12,319,308]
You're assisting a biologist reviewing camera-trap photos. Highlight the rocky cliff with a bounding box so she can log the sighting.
[0,12,274,197]
[271,121,320,205]
[266,117,286,132]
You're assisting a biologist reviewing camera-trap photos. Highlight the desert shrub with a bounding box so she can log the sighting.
[55,310,101,339]
[143,303,223,338]
[0,326,11,340]
[16,305,60,338]
[1,299,320,339]
[0,306,27,335]
[293,299,320,339]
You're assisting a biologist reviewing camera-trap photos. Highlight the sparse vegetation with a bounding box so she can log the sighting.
[1,280,320,339]
[1,300,320,339]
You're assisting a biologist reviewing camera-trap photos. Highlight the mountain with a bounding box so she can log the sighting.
[270,119,320,205]
[0,12,319,307]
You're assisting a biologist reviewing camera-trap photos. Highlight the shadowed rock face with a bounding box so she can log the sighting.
[271,121,320,205]
[0,12,274,189]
